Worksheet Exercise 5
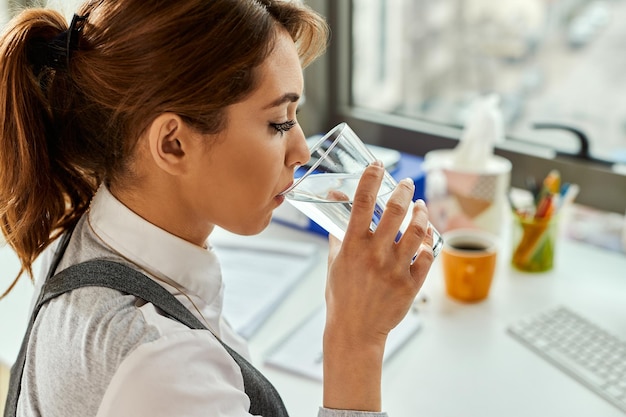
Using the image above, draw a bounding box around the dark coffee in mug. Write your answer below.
[441,229,498,302]
[449,242,488,251]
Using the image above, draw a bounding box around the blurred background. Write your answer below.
[350,0,626,164]
[2,0,624,213]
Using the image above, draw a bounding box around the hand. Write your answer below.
[322,161,434,411]
[326,161,434,346]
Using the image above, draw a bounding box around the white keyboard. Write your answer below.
[508,306,626,413]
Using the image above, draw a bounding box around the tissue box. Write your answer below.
[272,151,426,236]
[423,149,511,236]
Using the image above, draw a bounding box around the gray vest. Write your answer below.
[4,232,289,417]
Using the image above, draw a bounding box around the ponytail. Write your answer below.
[0,9,97,298]
[0,0,328,298]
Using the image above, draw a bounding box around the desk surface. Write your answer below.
[237,223,626,417]
[1,222,625,417]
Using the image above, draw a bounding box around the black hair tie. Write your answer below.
[28,13,89,74]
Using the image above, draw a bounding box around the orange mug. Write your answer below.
[441,229,498,302]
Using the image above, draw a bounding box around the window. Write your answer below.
[302,0,626,214]
[1,1,12,25]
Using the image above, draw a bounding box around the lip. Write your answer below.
[278,181,294,196]
[275,193,286,205]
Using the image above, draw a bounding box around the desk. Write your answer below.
[1,223,625,417]
[241,223,626,417]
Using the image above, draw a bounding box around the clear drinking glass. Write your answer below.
[281,122,444,258]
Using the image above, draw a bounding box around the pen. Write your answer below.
[535,194,553,219]
[559,183,580,211]
[534,170,560,219]
[543,169,561,194]
[526,176,540,204]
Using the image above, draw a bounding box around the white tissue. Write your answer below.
[452,94,504,170]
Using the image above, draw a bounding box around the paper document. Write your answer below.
[265,306,422,381]
[213,237,320,339]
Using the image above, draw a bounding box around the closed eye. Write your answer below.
[270,119,297,135]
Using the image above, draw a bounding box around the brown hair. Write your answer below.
[0,0,328,297]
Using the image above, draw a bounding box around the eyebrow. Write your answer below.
[263,93,301,109]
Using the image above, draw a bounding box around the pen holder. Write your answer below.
[511,214,559,272]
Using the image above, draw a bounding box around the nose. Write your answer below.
[286,124,310,168]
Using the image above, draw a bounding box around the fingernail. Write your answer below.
[416,199,426,207]
[369,160,383,168]
[401,177,414,187]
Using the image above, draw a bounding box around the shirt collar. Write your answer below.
[87,185,223,305]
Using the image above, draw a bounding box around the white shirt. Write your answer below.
[21,185,385,417]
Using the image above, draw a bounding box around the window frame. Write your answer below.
[302,0,626,214]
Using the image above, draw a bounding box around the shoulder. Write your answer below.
[20,285,164,416]
[32,285,162,374]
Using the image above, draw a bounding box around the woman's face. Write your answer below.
[185,30,309,236]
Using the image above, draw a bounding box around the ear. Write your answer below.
[146,113,194,176]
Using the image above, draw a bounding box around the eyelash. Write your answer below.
[270,119,297,135]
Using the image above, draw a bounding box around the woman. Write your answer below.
[0,1,435,416]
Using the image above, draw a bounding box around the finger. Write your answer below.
[396,199,430,260]
[372,177,415,243]
[344,161,384,239]
[410,238,435,288]
[327,190,350,202]
[420,221,436,255]
[409,219,435,284]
